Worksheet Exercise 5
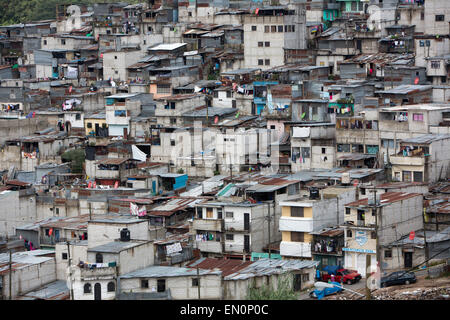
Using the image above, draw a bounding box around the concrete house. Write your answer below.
[192,201,272,259]
[378,104,450,158]
[425,54,450,86]
[342,192,424,276]
[290,123,336,171]
[154,94,205,126]
[389,134,450,183]
[279,187,356,260]
[102,48,143,82]
[0,249,56,299]
[243,6,307,70]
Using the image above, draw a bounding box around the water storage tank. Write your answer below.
[120,228,130,242]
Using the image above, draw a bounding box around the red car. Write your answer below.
[321,268,362,285]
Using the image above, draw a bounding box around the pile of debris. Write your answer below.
[373,287,450,300]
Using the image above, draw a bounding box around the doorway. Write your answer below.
[94,283,101,300]
[404,252,413,268]
[293,274,302,291]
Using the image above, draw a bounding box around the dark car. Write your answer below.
[380,271,417,288]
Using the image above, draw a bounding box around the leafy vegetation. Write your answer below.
[246,273,299,300]
[61,148,85,174]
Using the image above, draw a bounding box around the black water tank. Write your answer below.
[310,187,320,200]
[120,228,130,242]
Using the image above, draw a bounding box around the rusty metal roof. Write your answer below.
[96,157,131,165]
[345,192,422,207]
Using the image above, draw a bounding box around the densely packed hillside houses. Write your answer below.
[0,0,449,301]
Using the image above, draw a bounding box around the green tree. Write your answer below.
[61,148,85,174]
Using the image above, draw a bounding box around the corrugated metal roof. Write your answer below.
[400,134,450,145]
[120,265,221,279]
[18,280,69,300]
[96,157,131,165]
[345,192,422,207]
[148,43,187,51]
[88,240,149,253]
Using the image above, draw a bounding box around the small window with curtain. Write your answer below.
[413,113,423,121]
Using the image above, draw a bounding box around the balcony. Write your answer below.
[80,266,116,281]
[279,217,313,233]
[193,219,224,232]
[389,155,426,166]
[280,241,312,258]
[196,240,224,254]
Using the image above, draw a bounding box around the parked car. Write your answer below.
[309,281,343,300]
[380,271,417,288]
[321,266,362,285]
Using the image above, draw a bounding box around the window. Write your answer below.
[87,122,92,128]
[258,42,263,47]
[192,278,199,287]
[278,25,283,32]
[45,229,50,236]
[292,25,295,32]
[226,234,234,240]
[84,283,92,293]
[62,253,68,260]
[270,125,276,129]
[347,230,352,238]
[322,148,326,154]
[403,171,412,182]
[206,208,213,218]
[75,114,81,120]
[271,25,276,33]
[188,12,192,17]
[413,113,424,121]
[107,282,115,292]
[95,253,103,263]
[226,91,232,98]
[413,171,423,182]
[226,212,234,218]
[252,25,257,31]
[258,59,264,66]
[337,144,350,152]
[157,84,171,94]
[157,279,166,292]
[265,42,270,47]
[291,232,304,242]
[435,15,445,22]
[302,274,310,282]
[291,206,304,217]
[170,140,175,146]
[421,12,424,20]
[114,56,117,60]
[141,279,149,288]
[170,118,177,125]
[114,110,126,117]
[345,208,351,215]
[384,250,392,258]
[430,61,440,69]
[43,40,47,45]
[264,26,269,33]
[371,231,376,239]
[301,147,310,158]
[115,70,118,74]
[265,59,270,66]
[61,39,66,45]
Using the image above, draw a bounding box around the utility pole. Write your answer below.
[365,254,372,300]
[196,266,201,300]
[66,241,74,300]
[422,207,430,277]
[266,202,271,259]
[9,250,12,300]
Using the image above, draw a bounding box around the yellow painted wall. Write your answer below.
[84,118,107,136]
[281,206,313,218]
[282,231,291,241]
[304,207,313,218]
